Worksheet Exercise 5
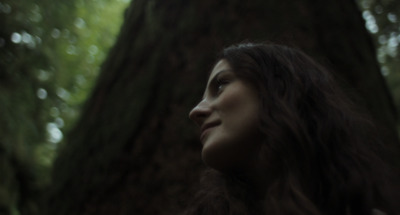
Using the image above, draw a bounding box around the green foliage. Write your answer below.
[0,0,129,214]
[356,0,400,134]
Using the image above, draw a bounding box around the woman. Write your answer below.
[186,43,398,215]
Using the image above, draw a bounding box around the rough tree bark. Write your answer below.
[47,0,399,214]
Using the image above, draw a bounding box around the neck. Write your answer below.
[224,160,272,200]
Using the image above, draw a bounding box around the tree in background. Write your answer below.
[47,0,399,215]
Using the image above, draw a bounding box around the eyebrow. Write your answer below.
[209,69,232,84]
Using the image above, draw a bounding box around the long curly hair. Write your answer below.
[184,43,398,215]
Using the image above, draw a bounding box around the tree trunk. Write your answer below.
[47,0,399,214]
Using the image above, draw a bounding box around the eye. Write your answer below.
[216,78,229,94]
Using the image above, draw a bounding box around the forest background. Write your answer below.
[0,0,399,214]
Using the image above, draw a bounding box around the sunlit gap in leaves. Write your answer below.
[357,0,400,136]
[31,0,130,165]
[358,0,399,71]
[10,31,40,48]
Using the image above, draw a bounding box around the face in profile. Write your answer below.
[189,59,263,172]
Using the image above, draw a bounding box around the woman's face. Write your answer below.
[189,59,263,171]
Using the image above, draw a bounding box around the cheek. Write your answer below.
[220,94,260,131]
[218,89,252,117]
[204,102,261,170]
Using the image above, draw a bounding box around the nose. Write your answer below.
[189,99,211,126]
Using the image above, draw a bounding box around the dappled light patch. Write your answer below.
[357,0,400,133]
[1,0,130,214]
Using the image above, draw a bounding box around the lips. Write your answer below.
[200,121,220,141]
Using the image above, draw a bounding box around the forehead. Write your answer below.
[207,60,231,84]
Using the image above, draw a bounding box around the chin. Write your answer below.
[201,142,225,170]
[201,136,262,174]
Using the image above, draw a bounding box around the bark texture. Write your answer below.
[48,0,399,214]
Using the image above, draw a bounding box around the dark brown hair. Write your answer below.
[184,43,398,215]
